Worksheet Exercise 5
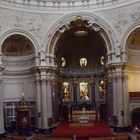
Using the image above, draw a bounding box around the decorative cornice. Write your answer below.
[0,0,139,13]
[58,16,101,36]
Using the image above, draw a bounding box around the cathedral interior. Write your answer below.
[0,0,140,139]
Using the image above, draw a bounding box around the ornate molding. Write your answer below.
[106,62,125,71]
[1,0,134,12]
[35,66,59,77]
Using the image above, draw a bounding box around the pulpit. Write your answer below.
[16,95,31,136]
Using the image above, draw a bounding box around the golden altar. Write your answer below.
[71,107,96,122]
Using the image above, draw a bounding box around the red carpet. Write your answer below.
[50,121,113,138]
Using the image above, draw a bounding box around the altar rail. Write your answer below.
[0,0,136,11]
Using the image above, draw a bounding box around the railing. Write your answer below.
[0,0,135,11]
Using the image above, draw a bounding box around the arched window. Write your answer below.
[80,58,87,67]
[61,57,66,67]
[100,56,105,65]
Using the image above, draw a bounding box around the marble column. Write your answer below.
[51,80,59,124]
[122,70,130,127]
[40,71,48,129]
[0,101,5,135]
[106,70,113,117]
[116,68,123,127]
[36,73,42,129]
[112,68,117,117]
[46,78,52,118]
[0,78,5,135]
[113,64,124,127]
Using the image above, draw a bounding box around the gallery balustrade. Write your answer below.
[0,0,135,11]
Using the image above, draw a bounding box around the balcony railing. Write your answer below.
[0,0,135,11]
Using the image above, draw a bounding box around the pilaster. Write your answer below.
[108,62,130,131]
[0,80,5,135]
[36,72,42,129]
[109,62,130,131]
[40,69,48,129]
[35,66,58,130]
[122,69,131,127]
[46,77,53,118]
[0,66,5,135]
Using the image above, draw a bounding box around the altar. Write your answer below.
[71,107,96,122]
[79,116,89,123]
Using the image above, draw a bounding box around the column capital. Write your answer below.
[35,66,58,74]
[106,62,125,71]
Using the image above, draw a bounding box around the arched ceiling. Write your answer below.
[57,27,106,57]
[56,18,106,59]
[56,16,106,57]
[56,19,107,76]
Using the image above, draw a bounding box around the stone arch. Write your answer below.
[121,23,140,66]
[0,29,39,56]
[121,23,140,52]
[43,12,117,58]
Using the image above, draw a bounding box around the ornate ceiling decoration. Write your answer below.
[58,16,101,35]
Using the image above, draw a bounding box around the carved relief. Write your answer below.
[103,4,140,38]
[0,8,63,45]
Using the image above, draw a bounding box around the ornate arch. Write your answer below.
[0,29,40,56]
[43,12,117,57]
[121,22,140,52]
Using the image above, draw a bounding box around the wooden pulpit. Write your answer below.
[16,96,31,136]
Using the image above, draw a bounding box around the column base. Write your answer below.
[113,126,132,132]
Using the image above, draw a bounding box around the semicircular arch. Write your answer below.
[0,29,40,56]
[43,12,118,57]
[121,23,140,52]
